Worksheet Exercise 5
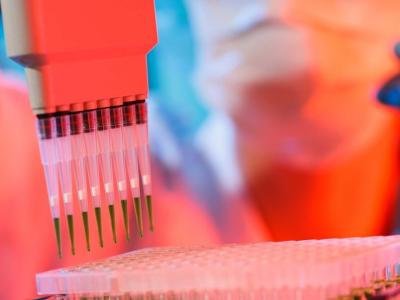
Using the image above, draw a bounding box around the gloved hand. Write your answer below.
[378,43,400,107]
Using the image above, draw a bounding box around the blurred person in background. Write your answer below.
[166,0,400,240]
[1,0,400,299]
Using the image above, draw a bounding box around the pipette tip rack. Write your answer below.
[35,236,400,300]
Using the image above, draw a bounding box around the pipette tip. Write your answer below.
[145,195,154,232]
[53,217,62,258]
[95,207,104,248]
[134,197,144,237]
[108,204,117,243]
[82,211,91,252]
[67,214,75,255]
[38,102,155,255]
[121,199,130,240]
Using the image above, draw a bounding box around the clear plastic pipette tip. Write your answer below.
[82,211,90,251]
[55,114,76,255]
[95,206,104,248]
[35,99,154,256]
[37,116,63,257]
[134,197,144,237]
[135,101,154,231]
[53,217,62,258]
[121,199,130,240]
[97,107,117,243]
[82,110,104,248]
[110,105,130,240]
[122,102,147,236]
[70,112,91,251]
[146,195,154,232]
[108,204,117,243]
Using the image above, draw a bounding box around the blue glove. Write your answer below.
[377,43,400,107]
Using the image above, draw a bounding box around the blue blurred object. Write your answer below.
[0,17,24,75]
[378,75,400,107]
[395,43,400,59]
[377,43,400,108]
[147,1,244,235]
[148,0,219,201]
[148,0,209,140]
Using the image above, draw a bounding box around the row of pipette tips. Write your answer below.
[37,100,153,257]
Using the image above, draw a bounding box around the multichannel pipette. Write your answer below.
[1,0,158,256]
